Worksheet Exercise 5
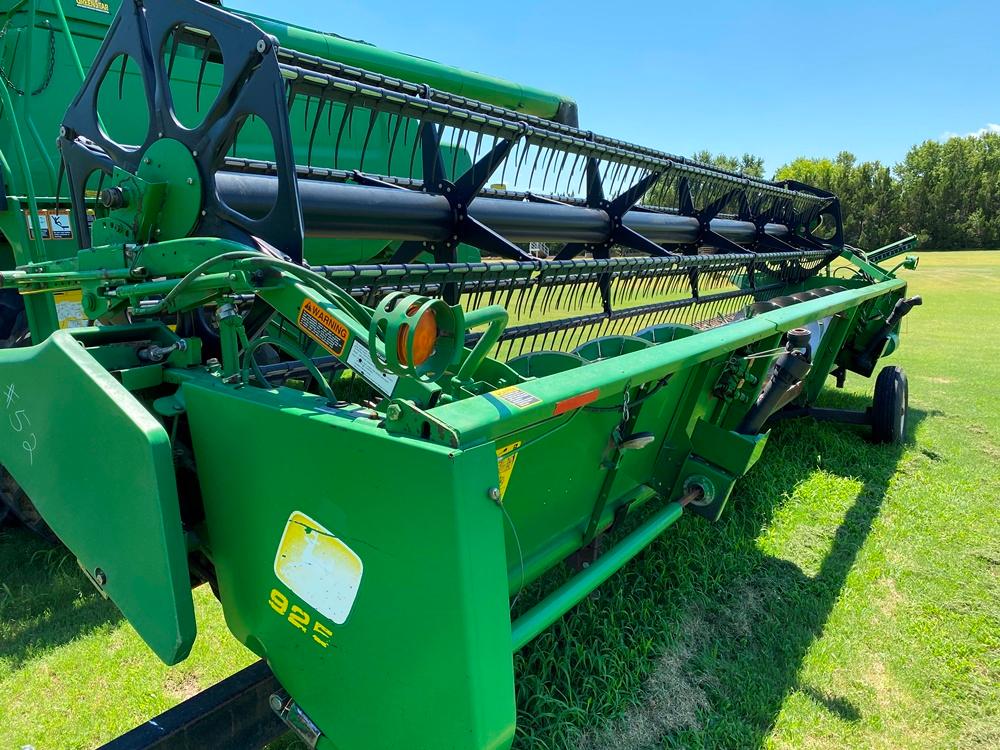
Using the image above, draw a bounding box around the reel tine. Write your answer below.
[358,107,378,173]
[552,266,576,314]
[564,151,583,197]
[539,145,558,194]
[333,101,355,170]
[526,142,542,190]
[307,97,326,168]
[451,126,469,181]
[553,149,571,196]
[505,268,522,313]
[166,30,180,80]
[526,265,548,317]
[386,110,404,173]
[513,140,530,186]
[471,130,484,171]
[117,54,128,100]
[408,120,425,179]
[516,334,529,358]
[471,271,489,311]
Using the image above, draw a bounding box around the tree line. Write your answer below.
[692,131,1000,250]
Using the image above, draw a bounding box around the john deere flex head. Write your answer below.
[0,1,921,747]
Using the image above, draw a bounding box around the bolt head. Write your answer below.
[257,39,268,54]
[487,487,501,502]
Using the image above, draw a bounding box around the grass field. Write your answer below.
[1,251,998,749]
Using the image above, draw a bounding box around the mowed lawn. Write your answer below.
[1,251,998,749]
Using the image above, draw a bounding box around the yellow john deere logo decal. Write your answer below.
[76,0,110,13]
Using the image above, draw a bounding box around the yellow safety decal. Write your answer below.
[54,290,88,330]
[491,386,542,409]
[274,510,363,626]
[496,441,521,499]
[298,299,349,357]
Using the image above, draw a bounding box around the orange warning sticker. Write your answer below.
[298,299,349,357]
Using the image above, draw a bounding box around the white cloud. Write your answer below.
[940,123,1000,140]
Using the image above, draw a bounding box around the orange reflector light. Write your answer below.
[397,307,438,366]
[552,388,599,415]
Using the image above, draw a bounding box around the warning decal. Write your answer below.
[491,386,542,409]
[298,300,349,357]
[24,210,51,240]
[496,441,521,499]
[54,290,88,329]
[49,211,73,240]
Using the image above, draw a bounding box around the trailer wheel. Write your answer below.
[871,365,908,444]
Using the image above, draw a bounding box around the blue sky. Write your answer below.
[232,0,999,176]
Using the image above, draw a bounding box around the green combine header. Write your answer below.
[0,1,921,747]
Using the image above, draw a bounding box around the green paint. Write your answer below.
[0,327,194,664]
[0,2,921,747]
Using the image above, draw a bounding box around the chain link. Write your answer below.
[0,19,56,97]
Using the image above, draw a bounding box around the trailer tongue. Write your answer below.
[0,1,920,748]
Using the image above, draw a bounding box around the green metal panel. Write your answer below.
[240,10,571,120]
[0,329,195,664]
[424,279,906,448]
[178,373,516,750]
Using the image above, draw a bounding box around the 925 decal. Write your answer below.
[269,588,334,648]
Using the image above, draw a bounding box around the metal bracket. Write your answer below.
[269,691,322,749]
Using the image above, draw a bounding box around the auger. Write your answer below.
[0,1,921,747]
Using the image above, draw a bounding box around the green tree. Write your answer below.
[774,152,902,249]
[896,133,1000,248]
[691,150,765,178]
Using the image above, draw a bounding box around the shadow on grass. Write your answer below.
[0,526,122,668]
[514,392,930,750]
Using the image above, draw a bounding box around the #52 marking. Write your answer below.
[3,383,38,466]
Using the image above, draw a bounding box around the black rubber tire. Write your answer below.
[0,468,56,541]
[871,365,908,444]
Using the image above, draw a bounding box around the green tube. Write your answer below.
[0,77,44,263]
[457,304,507,381]
[510,501,684,651]
[237,10,574,121]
